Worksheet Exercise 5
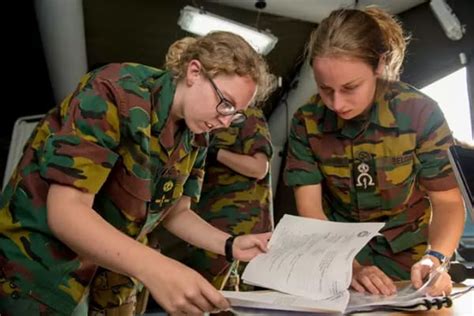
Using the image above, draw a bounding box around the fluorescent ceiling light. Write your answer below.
[178,5,278,55]
[430,0,464,40]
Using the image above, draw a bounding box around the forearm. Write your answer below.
[163,198,230,255]
[216,149,268,179]
[428,188,466,257]
[298,207,328,220]
[294,184,327,220]
[47,185,160,281]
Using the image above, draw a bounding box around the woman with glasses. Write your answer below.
[284,8,465,297]
[0,31,275,315]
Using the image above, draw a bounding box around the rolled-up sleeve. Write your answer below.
[284,109,323,186]
[415,101,457,191]
[241,108,273,159]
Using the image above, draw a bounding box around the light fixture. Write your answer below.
[430,0,465,41]
[178,5,278,55]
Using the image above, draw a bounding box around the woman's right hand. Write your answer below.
[142,253,229,315]
[351,261,397,296]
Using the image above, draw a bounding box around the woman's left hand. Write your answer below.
[233,232,272,262]
[411,256,452,296]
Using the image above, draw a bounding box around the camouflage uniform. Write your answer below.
[285,81,457,280]
[0,63,207,315]
[186,107,273,289]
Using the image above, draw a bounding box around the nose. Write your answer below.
[217,115,233,128]
[331,92,345,112]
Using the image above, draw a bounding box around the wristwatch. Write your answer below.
[225,236,235,262]
[424,249,450,268]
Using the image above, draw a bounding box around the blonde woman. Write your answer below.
[0,32,275,315]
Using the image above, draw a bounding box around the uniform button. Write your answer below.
[9,281,17,289]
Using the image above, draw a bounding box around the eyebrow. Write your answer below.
[220,87,237,106]
[320,78,363,88]
[342,79,362,87]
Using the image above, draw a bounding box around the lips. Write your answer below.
[337,110,351,116]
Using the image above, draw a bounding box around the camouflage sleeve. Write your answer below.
[284,108,323,186]
[38,68,121,194]
[240,107,273,159]
[415,100,457,191]
[183,146,206,202]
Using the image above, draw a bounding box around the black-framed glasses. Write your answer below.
[207,76,247,124]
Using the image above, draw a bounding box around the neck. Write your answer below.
[170,81,185,125]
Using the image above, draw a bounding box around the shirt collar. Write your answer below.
[150,71,208,154]
[369,82,398,129]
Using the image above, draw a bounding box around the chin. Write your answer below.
[183,117,200,134]
[190,123,206,134]
[189,126,203,134]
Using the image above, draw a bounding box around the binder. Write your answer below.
[346,295,453,313]
[348,285,473,313]
[228,286,474,314]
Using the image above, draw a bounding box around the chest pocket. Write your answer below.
[319,157,352,203]
[376,153,416,210]
[100,162,151,222]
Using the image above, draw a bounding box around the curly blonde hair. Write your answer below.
[165,31,276,105]
[307,7,410,81]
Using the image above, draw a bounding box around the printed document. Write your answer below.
[242,214,384,300]
[222,215,447,313]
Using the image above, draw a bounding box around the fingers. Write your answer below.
[259,232,272,250]
[261,231,272,241]
[186,292,214,313]
[353,265,396,296]
[370,274,397,296]
[170,301,203,316]
[255,233,271,252]
[167,292,213,315]
[426,271,452,296]
[150,260,230,315]
[169,281,229,315]
[411,258,433,289]
[200,280,230,311]
[410,264,425,289]
[351,278,366,293]
[238,232,271,250]
[359,275,382,295]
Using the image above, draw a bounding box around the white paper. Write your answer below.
[242,215,384,300]
[346,272,443,312]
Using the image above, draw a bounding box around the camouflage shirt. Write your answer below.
[285,81,457,256]
[0,63,207,314]
[197,107,273,235]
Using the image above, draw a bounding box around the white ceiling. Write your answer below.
[209,0,427,23]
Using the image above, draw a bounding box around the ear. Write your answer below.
[185,59,202,86]
[375,54,386,77]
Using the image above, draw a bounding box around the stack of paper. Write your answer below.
[222,215,447,314]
